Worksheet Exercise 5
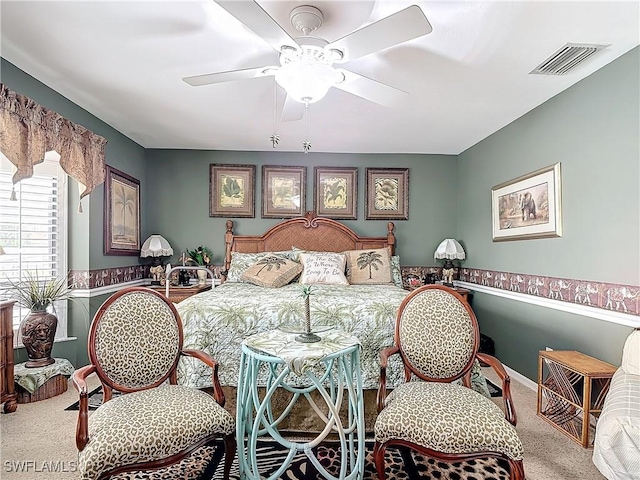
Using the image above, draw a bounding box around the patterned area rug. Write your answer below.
[487,379,503,397]
[113,439,511,480]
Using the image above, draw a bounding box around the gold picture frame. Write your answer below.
[365,168,409,220]
[262,165,306,218]
[491,162,562,241]
[209,164,256,218]
[104,165,141,256]
[314,167,357,219]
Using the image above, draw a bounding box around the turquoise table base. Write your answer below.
[237,332,365,480]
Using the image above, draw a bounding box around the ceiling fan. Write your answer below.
[183,1,433,121]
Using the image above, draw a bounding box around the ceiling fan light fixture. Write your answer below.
[275,44,340,104]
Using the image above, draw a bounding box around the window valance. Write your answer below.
[0,83,107,202]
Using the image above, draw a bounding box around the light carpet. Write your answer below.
[0,369,605,479]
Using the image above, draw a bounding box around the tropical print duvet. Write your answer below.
[176,282,409,389]
[176,282,490,397]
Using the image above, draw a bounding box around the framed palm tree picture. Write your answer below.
[365,168,409,220]
[104,165,141,255]
[314,167,357,219]
[262,165,306,218]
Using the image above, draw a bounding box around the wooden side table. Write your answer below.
[537,350,616,447]
[149,284,211,303]
[14,358,75,403]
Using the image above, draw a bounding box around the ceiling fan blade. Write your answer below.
[280,94,305,122]
[216,0,298,53]
[327,5,432,62]
[334,69,408,107]
[183,66,275,86]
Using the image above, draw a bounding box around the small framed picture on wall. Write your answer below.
[262,165,306,218]
[365,168,409,220]
[314,167,357,219]
[209,164,256,218]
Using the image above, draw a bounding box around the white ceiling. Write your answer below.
[1,1,638,155]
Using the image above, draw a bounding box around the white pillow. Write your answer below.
[621,329,640,375]
[299,252,349,285]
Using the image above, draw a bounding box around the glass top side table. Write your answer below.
[237,329,365,480]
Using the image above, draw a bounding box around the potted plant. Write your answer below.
[5,271,80,368]
[185,246,212,285]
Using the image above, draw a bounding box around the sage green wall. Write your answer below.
[144,150,458,267]
[457,48,639,379]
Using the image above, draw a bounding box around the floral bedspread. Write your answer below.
[176,282,409,390]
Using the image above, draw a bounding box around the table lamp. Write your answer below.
[434,239,465,287]
[140,234,173,285]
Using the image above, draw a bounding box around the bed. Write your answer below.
[176,212,489,396]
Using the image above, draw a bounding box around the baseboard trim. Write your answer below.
[456,281,640,328]
[503,364,538,392]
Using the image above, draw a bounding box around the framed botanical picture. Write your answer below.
[365,168,409,220]
[314,167,357,219]
[491,162,562,241]
[209,164,256,218]
[104,165,141,255]
[262,165,306,218]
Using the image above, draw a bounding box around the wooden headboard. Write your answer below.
[223,212,396,279]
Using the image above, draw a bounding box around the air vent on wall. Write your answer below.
[530,43,608,75]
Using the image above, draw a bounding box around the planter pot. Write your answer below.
[197,269,208,285]
[20,311,57,368]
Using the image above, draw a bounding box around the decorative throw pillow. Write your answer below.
[226,251,298,282]
[241,255,303,288]
[343,248,393,285]
[390,255,404,289]
[299,252,349,285]
[622,329,640,375]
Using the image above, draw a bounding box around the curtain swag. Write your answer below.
[0,83,107,209]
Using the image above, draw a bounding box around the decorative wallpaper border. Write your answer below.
[458,268,639,317]
[69,264,638,318]
[68,265,224,290]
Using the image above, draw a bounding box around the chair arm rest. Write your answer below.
[72,365,97,451]
[181,349,225,407]
[476,352,517,426]
[377,346,400,413]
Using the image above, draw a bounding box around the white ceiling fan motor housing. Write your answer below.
[290,5,323,36]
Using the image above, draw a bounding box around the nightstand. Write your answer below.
[149,284,211,303]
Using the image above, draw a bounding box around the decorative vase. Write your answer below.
[197,269,208,285]
[296,294,321,343]
[20,310,57,368]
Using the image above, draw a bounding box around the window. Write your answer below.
[0,152,69,339]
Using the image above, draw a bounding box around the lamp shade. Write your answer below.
[434,239,466,261]
[140,235,173,257]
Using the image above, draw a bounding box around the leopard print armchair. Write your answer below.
[72,287,236,480]
[374,285,525,480]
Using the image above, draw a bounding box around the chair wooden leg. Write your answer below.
[509,459,526,480]
[222,435,236,480]
[373,441,387,480]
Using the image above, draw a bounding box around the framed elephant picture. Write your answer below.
[491,162,562,241]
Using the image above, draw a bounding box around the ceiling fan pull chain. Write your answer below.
[302,100,311,154]
[270,80,280,148]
